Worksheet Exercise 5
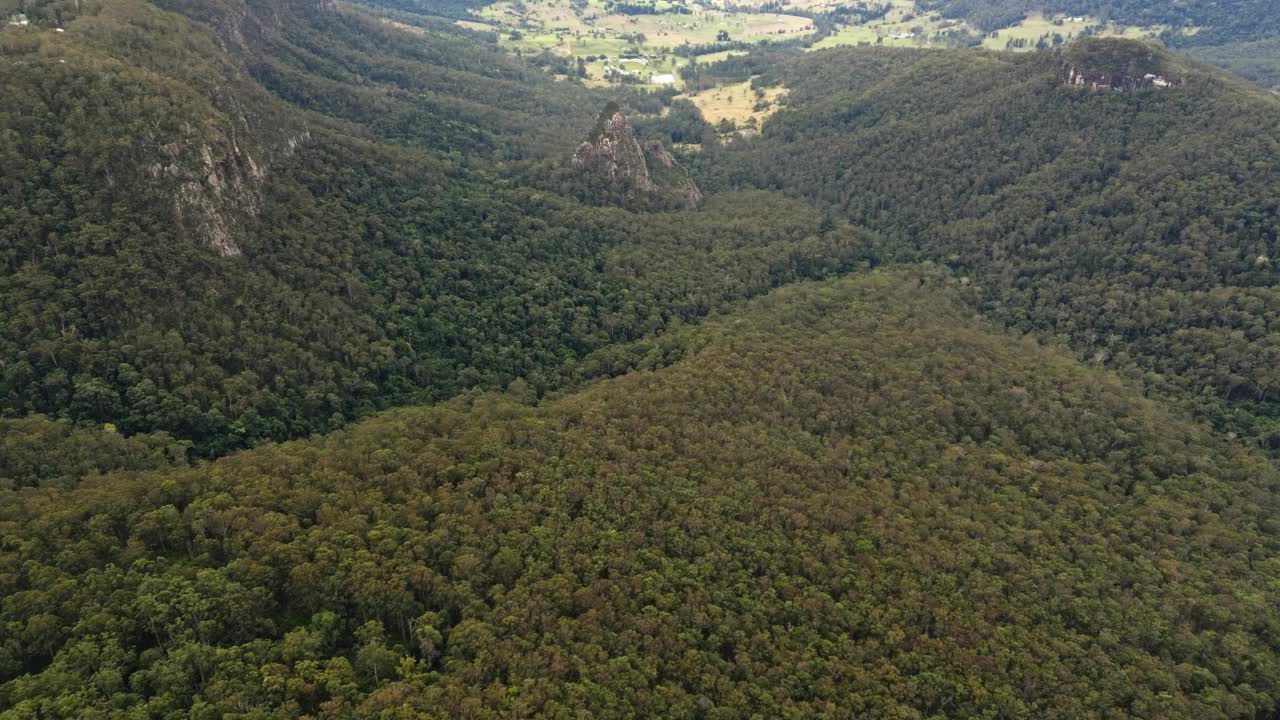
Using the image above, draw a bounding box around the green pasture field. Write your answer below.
[980,13,1166,50]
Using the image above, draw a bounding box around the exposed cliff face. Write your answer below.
[573,103,703,209]
[573,103,656,191]
[124,0,322,255]
[1057,38,1185,92]
[149,129,309,257]
[643,139,704,209]
[1060,63,1184,91]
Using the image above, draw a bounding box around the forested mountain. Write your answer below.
[700,40,1280,451]
[6,0,1278,461]
[4,271,1279,718]
[6,0,1280,716]
[1184,38,1280,91]
[1,0,866,459]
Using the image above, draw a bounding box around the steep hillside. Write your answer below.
[0,0,861,459]
[6,9,1280,717]
[1185,38,1280,92]
[572,102,704,209]
[3,271,1278,718]
[1,0,304,258]
[701,39,1280,450]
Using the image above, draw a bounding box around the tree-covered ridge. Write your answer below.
[1185,38,1280,91]
[237,0,603,157]
[700,41,1280,451]
[0,416,189,490]
[0,0,853,460]
[5,9,1280,717]
[2,271,1278,718]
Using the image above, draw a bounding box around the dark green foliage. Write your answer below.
[586,101,624,142]
[1059,36,1174,79]
[0,0,866,459]
[680,47,799,90]
[0,0,80,25]
[632,98,714,145]
[3,272,1278,718]
[700,42,1280,450]
[5,4,1280,717]
[0,416,189,489]
[1187,38,1280,90]
[245,3,602,158]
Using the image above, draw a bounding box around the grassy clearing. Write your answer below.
[582,52,686,86]
[460,0,1170,91]
[980,13,1165,50]
[472,0,814,56]
[381,18,427,35]
[454,19,496,32]
[808,7,1166,53]
[724,0,846,10]
[468,0,816,89]
[679,79,786,127]
[809,24,881,49]
[694,49,749,64]
[593,9,813,46]
[810,5,971,50]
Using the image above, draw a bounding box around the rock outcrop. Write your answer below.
[131,0,318,256]
[150,129,309,257]
[1057,38,1185,93]
[1060,63,1183,92]
[643,139,704,209]
[573,102,702,209]
[573,102,656,191]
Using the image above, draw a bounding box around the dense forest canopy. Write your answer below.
[5,0,1280,717]
[1,0,866,459]
[698,40,1280,452]
[1184,38,1280,90]
[5,0,1277,462]
[3,272,1279,718]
